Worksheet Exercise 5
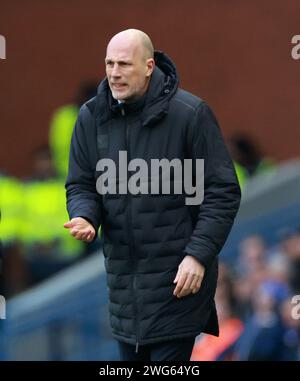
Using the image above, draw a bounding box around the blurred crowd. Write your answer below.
[0,82,99,297]
[192,232,300,360]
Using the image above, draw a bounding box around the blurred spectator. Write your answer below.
[229,231,300,361]
[191,263,244,361]
[0,173,23,245]
[266,248,290,285]
[227,134,276,188]
[237,235,267,277]
[234,235,269,318]
[20,146,84,286]
[279,228,300,294]
[27,145,57,181]
[0,172,28,296]
[233,281,290,361]
[49,81,97,180]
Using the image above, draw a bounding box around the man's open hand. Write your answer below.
[64,217,95,243]
[173,255,205,298]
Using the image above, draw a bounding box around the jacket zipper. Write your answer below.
[122,107,140,353]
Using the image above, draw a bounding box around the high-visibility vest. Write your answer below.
[49,105,79,179]
[233,161,248,189]
[21,179,83,258]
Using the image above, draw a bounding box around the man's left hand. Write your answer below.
[173,255,205,298]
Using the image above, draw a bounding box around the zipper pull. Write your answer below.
[135,341,139,354]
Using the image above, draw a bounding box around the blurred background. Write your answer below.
[1,0,300,360]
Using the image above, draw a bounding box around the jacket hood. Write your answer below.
[95,51,179,127]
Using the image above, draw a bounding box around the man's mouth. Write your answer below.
[112,83,126,89]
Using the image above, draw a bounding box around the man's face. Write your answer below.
[105,41,152,102]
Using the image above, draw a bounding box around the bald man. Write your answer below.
[65,29,241,361]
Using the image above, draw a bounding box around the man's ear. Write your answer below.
[146,58,155,77]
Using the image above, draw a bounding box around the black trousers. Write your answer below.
[117,337,195,361]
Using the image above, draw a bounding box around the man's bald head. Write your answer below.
[105,29,155,102]
[107,29,154,61]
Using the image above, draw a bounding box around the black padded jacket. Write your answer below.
[66,51,241,349]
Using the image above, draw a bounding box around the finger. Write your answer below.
[71,229,86,240]
[173,273,185,296]
[177,274,196,298]
[85,235,92,243]
[64,221,74,228]
[173,266,181,284]
[178,274,196,297]
[192,278,203,294]
[80,230,91,241]
[83,230,95,242]
[190,275,201,294]
[86,232,95,242]
[71,226,87,235]
[74,231,84,240]
[173,272,188,296]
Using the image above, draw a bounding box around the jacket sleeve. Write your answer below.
[183,102,241,269]
[65,105,102,233]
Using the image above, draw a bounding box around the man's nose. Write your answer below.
[111,64,121,78]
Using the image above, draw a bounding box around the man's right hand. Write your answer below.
[64,217,96,243]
